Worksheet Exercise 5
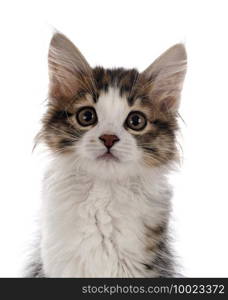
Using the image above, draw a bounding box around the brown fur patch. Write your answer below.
[40,94,96,152]
[144,223,167,252]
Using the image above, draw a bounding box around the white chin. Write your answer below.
[79,155,137,181]
[97,153,119,163]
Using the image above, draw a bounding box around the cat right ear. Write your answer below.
[48,33,94,102]
[141,44,187,112]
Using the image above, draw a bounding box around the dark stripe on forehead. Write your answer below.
[92,67,107,91]
[92,67,140,102]
[119,69,139,98]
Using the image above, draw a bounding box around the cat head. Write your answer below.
[40,33,187,179]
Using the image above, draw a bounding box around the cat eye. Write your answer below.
[125,111,147,131]
[76,107,97,126]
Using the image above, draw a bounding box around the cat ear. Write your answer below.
[48,33,94,102]
[141,44,187,112]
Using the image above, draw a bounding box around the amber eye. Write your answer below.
[126,111,147,131]
[76,107,97,126]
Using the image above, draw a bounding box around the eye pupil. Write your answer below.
[83,111,93,121]
[131,115,141,126]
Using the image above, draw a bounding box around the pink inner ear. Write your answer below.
[160,96,177,112]
[50,72,79,100]
[48,33,94,103]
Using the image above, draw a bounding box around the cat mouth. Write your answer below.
[97,151,119,161]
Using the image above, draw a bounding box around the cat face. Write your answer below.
[40,33,187,177]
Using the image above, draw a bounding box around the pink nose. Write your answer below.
[99,134,120,149]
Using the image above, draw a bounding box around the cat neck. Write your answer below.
[41,153,172,277]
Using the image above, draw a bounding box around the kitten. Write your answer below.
[26,33,187,277]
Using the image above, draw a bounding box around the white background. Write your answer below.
[0,0,228,277]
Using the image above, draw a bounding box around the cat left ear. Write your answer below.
[141,44,187,112]
[48,33,94,102]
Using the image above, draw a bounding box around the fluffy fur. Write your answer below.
[26,33,187,277]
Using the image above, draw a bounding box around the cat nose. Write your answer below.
[99,134,120,149]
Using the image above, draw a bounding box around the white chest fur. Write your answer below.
[41,156,171,277]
